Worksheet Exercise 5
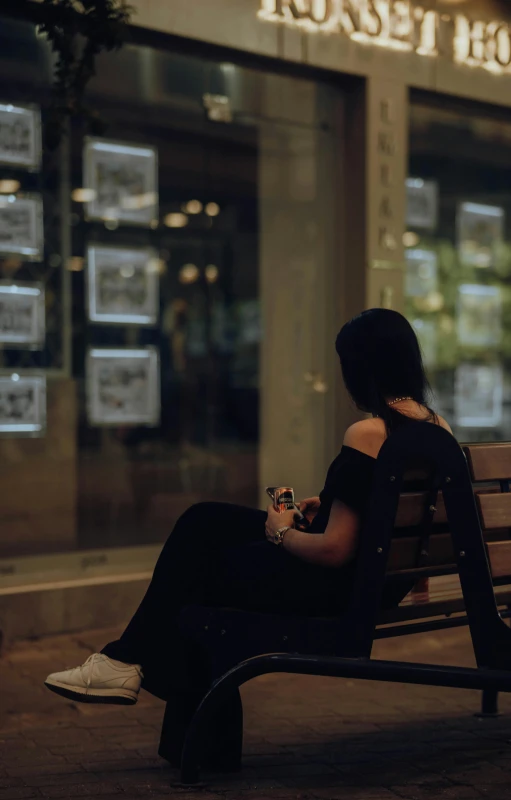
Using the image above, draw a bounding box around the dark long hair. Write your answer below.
[335,309,436,433]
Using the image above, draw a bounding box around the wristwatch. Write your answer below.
[274,526,291,546]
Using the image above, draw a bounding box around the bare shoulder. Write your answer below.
[436,414,453,434]
[343,418,386,459]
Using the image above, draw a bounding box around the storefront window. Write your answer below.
[0,17,342,561]
[406,98,511,442]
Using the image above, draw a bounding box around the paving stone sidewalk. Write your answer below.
[2,625,511,800]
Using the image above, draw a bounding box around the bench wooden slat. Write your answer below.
[387,533,454,572]
[464,444,511,481]
[487,541,511,580]
[387,535,511,581]
[395,492,447,527]
[476,492,511,531]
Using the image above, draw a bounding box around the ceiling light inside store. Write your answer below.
[120,264,135,279]
[423,291,444,312]
[403,231,420,247]
[146,258,166,275]
[104,219,119,230]
[184,200,203,215]
[205,264,219,283]
[122,192,156,210]
[67,257,84,272]
[0,180,20,194]
[205,202,220,217]
[71,188,96,203]
[164,212,188,228]
[179,263,200,284]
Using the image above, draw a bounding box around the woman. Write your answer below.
[45,308,452,705]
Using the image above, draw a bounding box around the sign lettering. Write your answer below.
[258,0,511,75]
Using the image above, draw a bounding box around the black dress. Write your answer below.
[102,442,412,698]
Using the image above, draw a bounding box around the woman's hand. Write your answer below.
[265,504,296,544]
[299,496,321,523]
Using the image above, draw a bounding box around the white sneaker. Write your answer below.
[45,653,143,705]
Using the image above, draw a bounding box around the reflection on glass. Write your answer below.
[406,177,438,230]
[412,318,436,367]
[0,22,340,559]
[405,249,438,298]
[86,348,160,426]
[457,202,504,269]
[87,245,159,325]
[407,101,511,442]
[457,284,502,347]
[455,364,503,429]
[0,374,46,435]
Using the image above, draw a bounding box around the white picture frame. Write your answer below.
[84,138,158,226]
[87,347,160,426]
[0,102,42,170]
[405,249,438,298]
[455,364,503,429]
[0,282,45,347]
[0,374,46,436]
[87,245,159,325]
[406,178,438,231]
[457,202,504,268]
[0,194,44,260]
[457,284,502,348]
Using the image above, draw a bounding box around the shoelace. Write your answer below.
[83,653,98,695]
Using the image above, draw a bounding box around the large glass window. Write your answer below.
[0,16,342,561]
[406,97,511,442]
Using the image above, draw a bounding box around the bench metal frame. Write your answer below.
[160,423,511,783]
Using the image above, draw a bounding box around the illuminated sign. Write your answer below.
[258,1,511,75]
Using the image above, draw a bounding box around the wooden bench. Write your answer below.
[157,423,511,784]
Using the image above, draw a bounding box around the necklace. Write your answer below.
[388,396,413,406]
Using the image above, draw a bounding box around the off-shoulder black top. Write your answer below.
[308,443,415,608]
[310,445,377,534]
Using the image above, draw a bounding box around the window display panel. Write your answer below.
[406,100,511,442]
[0,102,41,170]
[0,16,342,560]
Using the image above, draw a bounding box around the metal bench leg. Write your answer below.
[161,686,242,777]
[477,689,499,718]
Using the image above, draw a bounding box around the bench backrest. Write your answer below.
[341,422,511,671]
[386,444,511,581]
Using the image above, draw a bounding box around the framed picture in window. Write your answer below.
[0,102,42,170]
[0,374,46,436]
[405,249,438,298]
[457,202,504,268]
[87,245,159,325]
[457,284,502,347]
[455,364,503,429]
[406,178,438,230]
[86,347,160,426]
[84,138,158,226]
[0,194,44,260]
[0,282,45,347]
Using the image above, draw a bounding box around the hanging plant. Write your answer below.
[36,0,133,149]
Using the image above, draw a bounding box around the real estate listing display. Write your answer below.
[86,347,160,426]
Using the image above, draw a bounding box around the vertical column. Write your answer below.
[258,78,339,507]
[366,78,408,312]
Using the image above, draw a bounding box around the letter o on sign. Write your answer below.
[495,24,511,67]
[309,0,332,23]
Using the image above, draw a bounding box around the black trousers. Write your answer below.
[102,502,343,700]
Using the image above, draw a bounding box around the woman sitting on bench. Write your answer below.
[45,308,453,706]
